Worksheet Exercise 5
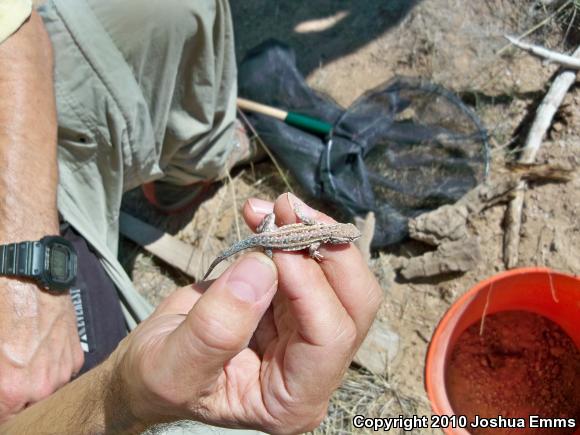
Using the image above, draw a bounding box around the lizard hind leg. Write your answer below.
[309,242,324,261]
[293,204,317,226]
[257,212,278,233]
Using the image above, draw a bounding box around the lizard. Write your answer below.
[202,207,361,280]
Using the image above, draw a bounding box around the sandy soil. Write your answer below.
[121,1,580,433]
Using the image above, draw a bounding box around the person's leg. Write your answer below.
[39,0,157,328]
[85,0,240,186]
[40,2,264,431]
[87,0,250,214]
[61,223,127,374]
[38,0,242,326]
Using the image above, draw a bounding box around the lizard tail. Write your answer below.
[202,259,221,281]
[202,257,222,281]
[202,239,258,280]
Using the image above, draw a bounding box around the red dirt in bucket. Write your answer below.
[446,311,580,435]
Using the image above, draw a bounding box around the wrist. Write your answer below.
[0,277,44,316]
[0,225,60,246]
[0,278,72,327]
[0,234,77,295]
[102,343,159,434]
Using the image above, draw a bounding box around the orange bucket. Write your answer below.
[425,267,580,435]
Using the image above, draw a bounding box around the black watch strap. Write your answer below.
[0,241,42,279]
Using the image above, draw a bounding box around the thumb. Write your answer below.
[170,253,277,375]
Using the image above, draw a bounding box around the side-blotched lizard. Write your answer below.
[203,207,361,280]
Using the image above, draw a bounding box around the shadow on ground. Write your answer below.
[230,0,421,75]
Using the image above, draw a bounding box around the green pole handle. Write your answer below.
[237,98,333,136]
[285,112,333,136]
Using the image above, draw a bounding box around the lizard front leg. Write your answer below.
[308,242,324,261]
[257,212,278,233]
[257,213,276,259]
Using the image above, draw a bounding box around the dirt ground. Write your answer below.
[121,1,580,434]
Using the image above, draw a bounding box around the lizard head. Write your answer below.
[328,223,361,244]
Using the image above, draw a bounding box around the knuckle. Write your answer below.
[59,371,71,387]
[334,316,358,347]
[344,323,359,346]
[0,382,27,412]
[73,347,85,372]
[36,380,56,400]
[59,362,75,385]
[367,280,384,312]
[192,312,246,353]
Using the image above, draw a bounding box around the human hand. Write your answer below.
[115,193,383,434]
[0,278,84,421]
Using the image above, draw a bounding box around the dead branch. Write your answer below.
[398,165,574,280]
[508,162,574,182]
[119,212,204,281]
[354,319,399,374]
[503,45,580,268]
[505,35,580,69]
[398,238,482,280]
[354,212,376,264]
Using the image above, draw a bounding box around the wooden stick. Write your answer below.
[503,45,580,268]
[119,212,203,281]
[237,98,287,120]
[236,108,295,193]
[354,318,399,374]
[505,35,580,69]
[354,212,375,264]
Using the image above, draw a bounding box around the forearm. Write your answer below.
[0,11,83,419]
[0,11,59,243]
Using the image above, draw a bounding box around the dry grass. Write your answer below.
[558,0,580,43]
[521,0,580,46]
[314,369,426,435]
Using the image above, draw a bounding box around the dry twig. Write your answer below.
[503,45,580,268]
[225,169,242,241]
[354,212,375,264]
[505,35,580,69]
[496,0,573,56]
[397,165,574,279]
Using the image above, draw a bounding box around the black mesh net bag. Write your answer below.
[238,41,489,248]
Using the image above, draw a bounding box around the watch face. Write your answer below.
[50,244,70,282]
[41,237,77,291]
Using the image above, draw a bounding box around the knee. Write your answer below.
[147,0,221,32]
[167,0,218,17]
[97,0,224,41]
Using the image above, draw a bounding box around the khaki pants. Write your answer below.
[39,1,263,434]
[39,0,238,325]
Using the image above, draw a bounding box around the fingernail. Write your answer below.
[287,192,317,218]
[227,254,277,303]
[248,198,274,215]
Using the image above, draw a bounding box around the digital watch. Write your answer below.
[0,236,77,292]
